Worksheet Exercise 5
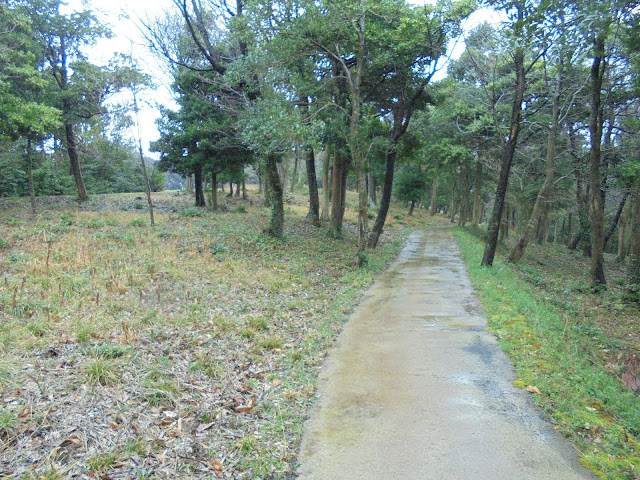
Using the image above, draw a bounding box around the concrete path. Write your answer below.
[297,228,597,480]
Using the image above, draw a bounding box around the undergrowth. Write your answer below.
[453,226,640,480]
[0,190,433,478]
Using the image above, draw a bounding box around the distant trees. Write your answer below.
[0,1,157,202]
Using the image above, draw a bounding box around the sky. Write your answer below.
[64,0,497,158]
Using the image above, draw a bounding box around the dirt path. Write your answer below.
[297,228,597,480]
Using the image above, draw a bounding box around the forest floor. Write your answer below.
[0,188,437,479]
[453,226,640,480]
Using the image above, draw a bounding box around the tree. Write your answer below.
[394,164,428,215]
[19,0,115,201]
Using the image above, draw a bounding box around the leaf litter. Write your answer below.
[0,190,435,479]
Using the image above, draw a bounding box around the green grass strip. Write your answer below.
[452,226,640,480]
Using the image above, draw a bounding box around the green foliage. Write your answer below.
[394,164,428,203]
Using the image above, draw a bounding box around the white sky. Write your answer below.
[63,0,496,158]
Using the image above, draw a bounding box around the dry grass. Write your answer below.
[0,187,436,479]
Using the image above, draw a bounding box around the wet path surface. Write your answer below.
[297,228,597,480]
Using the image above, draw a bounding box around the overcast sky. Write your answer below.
[63,0,496,158]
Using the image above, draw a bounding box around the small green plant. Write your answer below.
[0,407,16,437]
[91,343,128,359]
[86,218,106,229]
[26,321,48,337]
[235,435,257,454]
[129,218,147,227]
[88,452,119,476]
[0,237,9,248]
[189,354,224,379]
[60,213,74,226]
[125,439,149,456]
[84,359,120,385]
[259,335,283,351]
[75,326,95,343]
[209,243,228,255]
[8,252,27,263]
[179,207,204,217]
[247,315,268,332]
[132,199,145,210]
[236,205,247,214]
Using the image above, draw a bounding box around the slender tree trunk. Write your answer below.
[306,145,320,226]
[566,213,573,247]
[368,147,396,248]
[508,66,561,262]
[210,172,218,210]
[227,182,233,197]
[27,137,36,215]
[265,153,284,238]
[321,147,331,221]
[408,200,415,216]
[618,201,629,261]
[482,43,525,266]
[628,180,640,296]
[430,174,438,216]
[242,181,247,199]
[472,158,483,226]
[64,123,88,201]
[290,155,298,193]
[367,157,376,207]
[194,164,206,207]
[603,192,628,251]
[348,10,368,257]
[330,146,347,237]
[133,91,155,226]
[536,204,550,244]
[589,34,607,286]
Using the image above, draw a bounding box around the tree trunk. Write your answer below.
[618,200,630,261]
[566,213,573,247]
[27,137,36,215]
[194,164,206,207]
[472,158,483,226]
[481,43,525,267]
[430,174,438,216]
[348,10,368,257]
[603,192,628,251]
[290,155,298,193]
[628,179,640,296]
[408,200,415,216]
[235,182,241,197]
[507,65,560,262]
[588,34,607,287]
[242,181,247,199]
[321,147,331,221]
[330,146,347,237]
[265,153,284,238]
[305,145,320,226]
[227,182,234,197]
[367,157,376,207]
[536,204,550,244]
[64,123,88,201]
[368,147,396,248]
[210,172,218,210]
[499,203,509,242]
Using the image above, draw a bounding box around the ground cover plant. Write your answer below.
[453,226,640,480]
[0,189,437,479]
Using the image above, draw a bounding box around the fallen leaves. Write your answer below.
[525,386,542,394]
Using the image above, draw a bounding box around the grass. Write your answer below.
[0,189,436,478]
[453,226,640,480]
